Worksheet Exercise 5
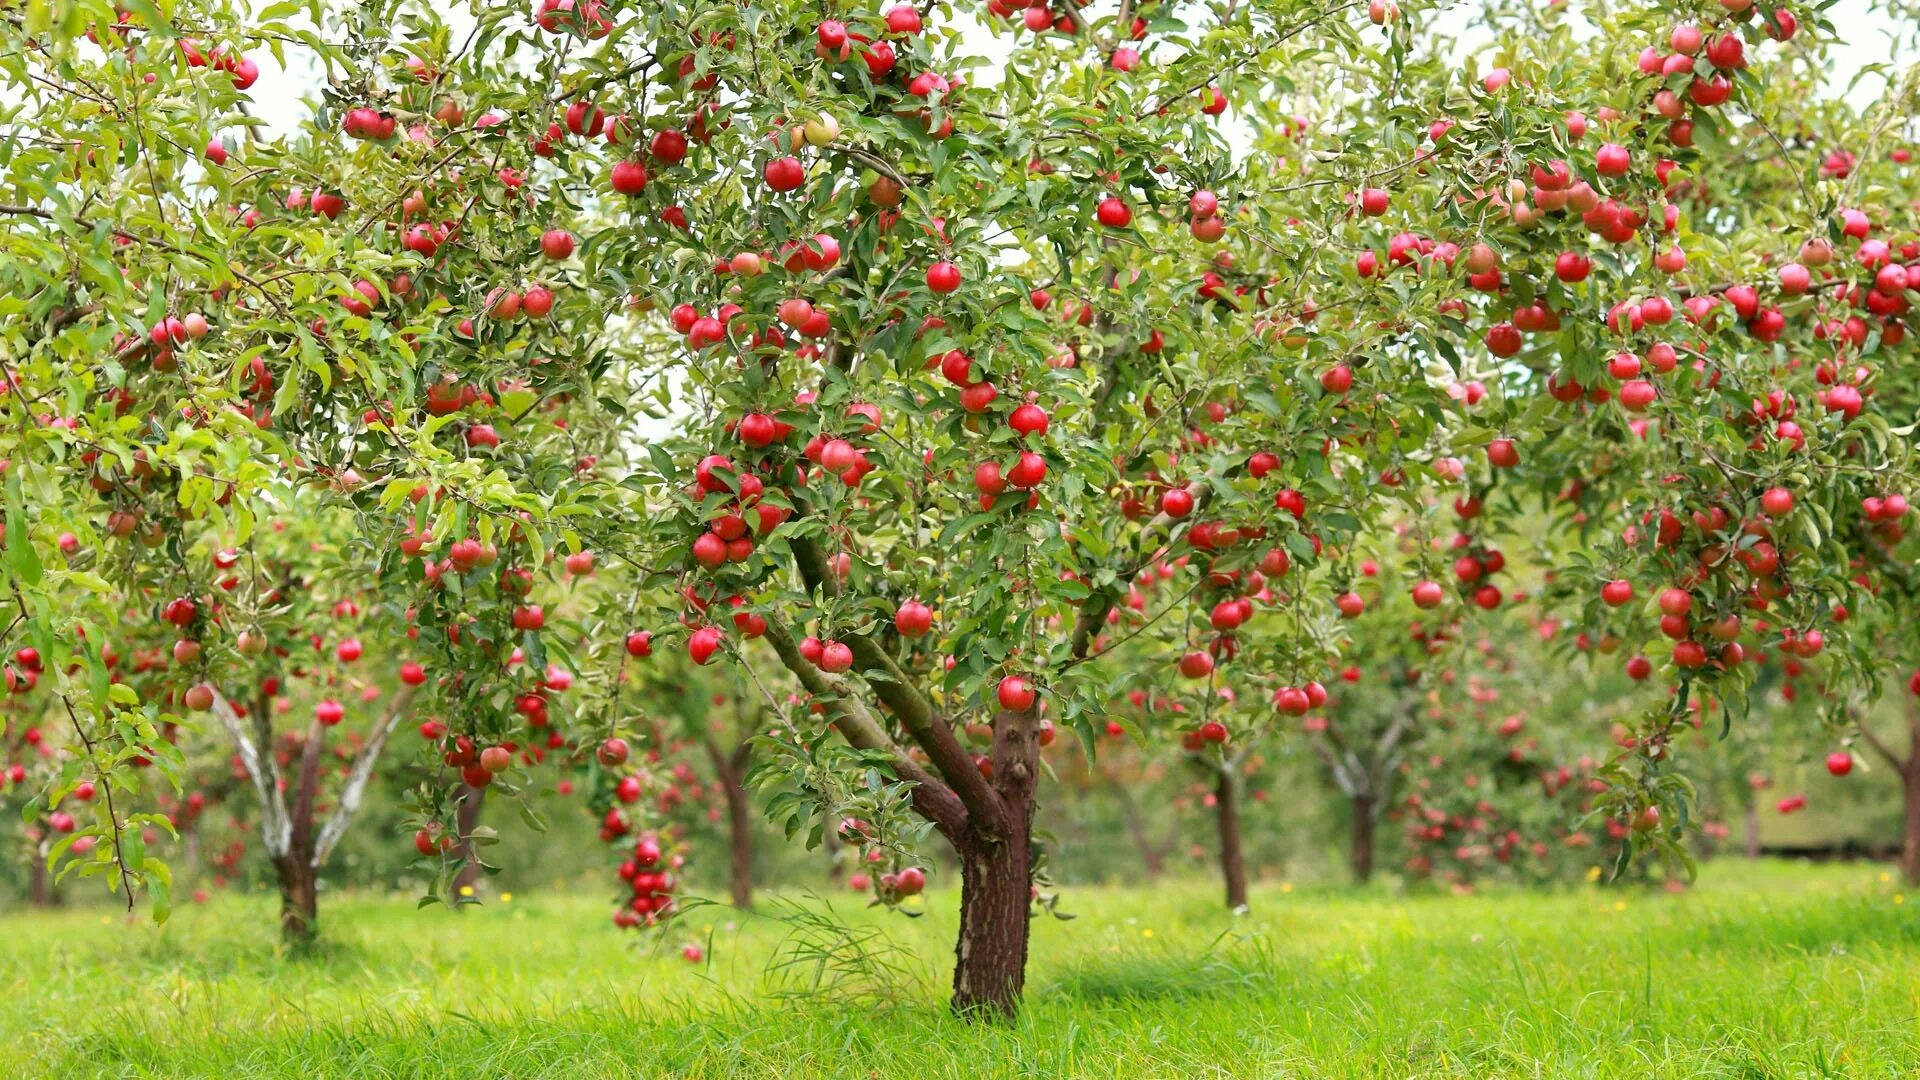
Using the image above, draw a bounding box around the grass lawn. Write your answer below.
[3,859,1918,1077]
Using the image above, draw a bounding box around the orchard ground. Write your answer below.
[3,860,1917,1077]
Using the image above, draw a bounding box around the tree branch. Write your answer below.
[758,616,971,843]
[211,691,293,858]
[786,530,1010,838]
[312,685,418,867]
[1858,718,1904,771]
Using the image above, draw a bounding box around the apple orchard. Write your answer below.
[4,0,1920,1021]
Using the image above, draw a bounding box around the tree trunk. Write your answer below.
[1743,801,1761,859]
[1903,762,1920,888]
[26,847,55,907]
[451,784,488,901]
[1214,767,1249,911]
[1114,783,1164,881]
[1351,793,1377,884]
[277,719,326,947]
[724,781,753,909]
[950,707,1040,1020]
[273,853,318,945]
[705,738,755,909]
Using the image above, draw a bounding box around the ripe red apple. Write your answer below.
[611,160,649,195]
[895,600,933,638]
[926,261,962,293]
[688,627,723,664]
[997,675,1036,711]
[540,229,575,259]
[764,155,806,192]
[1095,197,1132,228]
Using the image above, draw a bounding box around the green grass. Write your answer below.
[4,860,1919,1077]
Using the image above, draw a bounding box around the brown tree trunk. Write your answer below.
[704,738,755,909]
[1114,783,1164,881]
[1214,768,1248,910]
[277,719,326,947]
[1351,793,1377,884]
[451,784,488,901]
[951,707,1039,1020]
[273,854,318,944]
[26,846,55,907]
[1743,801,1761,859]
[1902,762,1920,888]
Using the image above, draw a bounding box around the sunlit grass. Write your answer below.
[3,860,1917,1077]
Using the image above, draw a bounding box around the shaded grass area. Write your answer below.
[3,860,1919,1077]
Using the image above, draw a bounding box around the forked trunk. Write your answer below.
[1351,793,1377,884]
[1214,768,1248,910]
[950,706,1040,1020]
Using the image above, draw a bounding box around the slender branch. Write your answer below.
[786,531,1010,837]
[758,616,971,842]
[57,695,136,909]
[312,685,418,867]
[1857,713,1905,771]
[212,691,292,857]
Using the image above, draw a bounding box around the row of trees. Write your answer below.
[4,0,1920,1020]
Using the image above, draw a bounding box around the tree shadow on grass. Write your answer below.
[1042,929,1282,1005]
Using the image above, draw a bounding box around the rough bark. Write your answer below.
[1213,767,1249,910]
[451,785,488,901]
[273,853,319,945]
[951,707,1039,1020]
[1351,793,1377,884]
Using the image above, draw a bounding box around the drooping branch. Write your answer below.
[1858,719,1904,771]
[786,531,1010,838]
[211,691,292,858]
[759,615,972,842]
[312,685,418,867]
[1061,481,1213,669]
